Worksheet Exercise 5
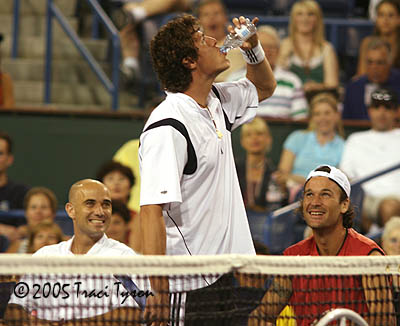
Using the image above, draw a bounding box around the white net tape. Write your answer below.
[1,254,400,275]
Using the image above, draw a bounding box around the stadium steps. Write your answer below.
[1,0,139,111]
[13,80,139,108]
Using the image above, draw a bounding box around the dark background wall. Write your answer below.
[1,111,145,206]
[0,110,369,208]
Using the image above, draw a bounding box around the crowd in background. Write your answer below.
[0,0,400,256]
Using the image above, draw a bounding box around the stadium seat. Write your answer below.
[0,235,9,253]
[222,0,269,16]
[349,183,365,233]
[0,209,74,237]
[260,202,304,254]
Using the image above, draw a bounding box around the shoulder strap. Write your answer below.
[211,85,233,132]
[143,118,197,175]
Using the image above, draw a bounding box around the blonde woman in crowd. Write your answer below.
[237,118,287,213]
[276,93,345,200]
[278,0,339,97]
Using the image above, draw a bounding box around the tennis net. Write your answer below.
[0,254,398,325]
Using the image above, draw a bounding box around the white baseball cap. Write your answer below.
[305,165,351,198]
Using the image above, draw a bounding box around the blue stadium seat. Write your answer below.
[222,0,269,16]
[54,210,74,236]
[0,209,74,237]
[262,209,301,255]
[349,183,365,233]
[0,235,9,253]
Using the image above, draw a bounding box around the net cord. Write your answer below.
[1,254,400,276]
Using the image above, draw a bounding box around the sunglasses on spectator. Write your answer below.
[370,91,398,109]
[370,100,397,110]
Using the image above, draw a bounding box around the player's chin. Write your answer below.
[218,61,230,74]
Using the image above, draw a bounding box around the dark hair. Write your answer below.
[374,0,400,67]
[300,166,355,228]
[0,131,12,154]
[376,0,400,15]
[96,161,135,188]
[111,200,131,224]
[150,14,200,93]
[23,187,58,214]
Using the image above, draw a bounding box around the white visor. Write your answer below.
[305,165,351,198]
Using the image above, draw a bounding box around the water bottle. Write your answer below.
[219,18,257,53]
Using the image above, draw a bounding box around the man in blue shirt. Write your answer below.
[342,37,400,120]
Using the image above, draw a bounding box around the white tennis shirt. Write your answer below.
[140,79,257,260]
[9,235,148,321]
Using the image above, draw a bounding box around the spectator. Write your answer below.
[277,0,339,100]
[228,25,308,119]
[27,220,64,254]
[381,216,400,255]
[106,200,131,244]
[96,160,141,253]
[236,117,288,212]
[0,34,15,108]
[358,0,400,76]
[343,37,400,120]
[6,187,58,253]
[381,216,400,326]
[96,160,135,205]
[0,131,30,245]
[123,0,192,24]
[340,87,400,231]
[276,93,344,199]
[196,0,245,82]
[0,131,29,211]
[120,0,194,81]
[113,139,141,211]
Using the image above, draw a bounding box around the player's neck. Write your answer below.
[184,73,215,108]
[71,234,102,255]
[314,226,347,256]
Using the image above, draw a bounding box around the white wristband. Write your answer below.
[240,41,265,65]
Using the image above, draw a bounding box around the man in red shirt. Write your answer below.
[249,165,395,326]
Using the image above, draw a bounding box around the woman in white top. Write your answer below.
[278,0,339,96]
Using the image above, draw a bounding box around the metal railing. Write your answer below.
[12,0,121,110]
